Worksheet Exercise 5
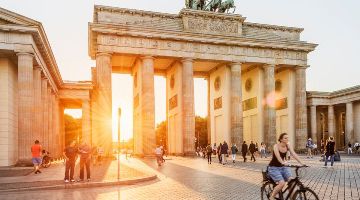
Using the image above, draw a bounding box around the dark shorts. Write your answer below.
[32,157,42,165]
[268,166,292,182]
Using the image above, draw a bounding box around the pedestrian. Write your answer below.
[161,146,166,162]
[97,145,104,165]
[63,140,78,183]
[155,145,163,166]
[221,141,229,165]
[267,133,305,200]
[78,141,91,182]
[354,141,360,154]
[324,136,335,167]
[347,142,352,154]
[249,141,256,162]
[230,144,238,163]
[206,144,213,164]
[31,140,42,174]
[217,143,222,163]
[306,138,313,158]
[212,143,217,155]
[260,142,267,158]
[91,146,98,166]
[241,141,248,162]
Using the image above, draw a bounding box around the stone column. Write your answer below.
[47,89,53,154]
[96,52,112,155]
[230,62,243,146]
[41,78,49,150]
[17,52,34,162]
[82,100,91,144]
[310,105,317,145]
[59,104,65,152]
[207,77,211,144]
[33,67,42,142]
[328,105,335,137]
[346,102,354,144]
[141,56,156,155]
[263,64,276,149]
[295,66,308,150]
[54,97,59,157]
[181,58,195,155]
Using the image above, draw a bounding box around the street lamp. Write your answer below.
[117,107,121,181]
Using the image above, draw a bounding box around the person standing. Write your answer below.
[260,142,267,158]
[97,146,104,165]
[78,141,91,182]
[241,141,248,162]
[221,141,229,165]
[63,140,78,183]
[324,136,336,167]
[249,141,256,162]
[206,144,213,164]
[155,145,163,166]
[31,140,42,174]
[217,143,222,163]
[230,144,238,163]
[306,138,313,158]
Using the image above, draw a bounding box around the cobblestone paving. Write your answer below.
[0,155,359,200]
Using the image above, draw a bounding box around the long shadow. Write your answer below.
[137,158,262,199]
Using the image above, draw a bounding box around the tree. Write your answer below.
[195,116,208,148]
[64,114,81,145]
[156,121,167,148]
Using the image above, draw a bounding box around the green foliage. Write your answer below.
[64,114,81,145]
[156,120,167,147]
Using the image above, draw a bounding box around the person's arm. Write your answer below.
[63,150,69,161]
[273,144,286,165]
[288,143,305,165]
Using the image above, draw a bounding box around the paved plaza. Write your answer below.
[0,154,359,200]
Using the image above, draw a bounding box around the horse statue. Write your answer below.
[192,0,206,10]
[218,0,236,13]
[206,0,222,12]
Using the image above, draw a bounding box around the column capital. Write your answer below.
[262,64,275,69]
[16,52,34,57]
[141,55,154,60]
[96,52,112,58]
[181,58,193,63]
[295,65,309,70]
[346,101,353,105]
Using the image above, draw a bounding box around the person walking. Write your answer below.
[324,136,336,167]
[31,140,42,174]
[78,141,91,182]
[97,146,104,165]
[221,141,229,165]
[230,144,238,163]
[241,141,248,162]
[249,141,256,162]
[320,138,325,154]
[217,143,222,163]
[260,142,267,158]
[155,145,163,166]
[206,144,213,164]
[267,133,305,200]
[306,138,314,158]
[347,142,353,155]
[64,140,78,183]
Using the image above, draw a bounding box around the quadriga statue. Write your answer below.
[218,0,236,13]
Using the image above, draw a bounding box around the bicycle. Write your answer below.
[261,165,319,200]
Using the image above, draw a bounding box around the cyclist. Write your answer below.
[267,133,305,200]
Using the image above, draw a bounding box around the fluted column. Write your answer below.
[346,102,354,144]
[17,52,34,162]
[182,58,195,155]
[82,100,91,144]
[47,89,53,154]
[310,105,317,145]
[328,105,335,137]
[230,62,243,146]
[295,66,308,150]
[141,56,156,155]
[263,64,276,149]
[96,52,112,155]
[53,97,59,157]
[207,77,211,144]
[41,78,49,150]
[33,67,42,142]
[59,104,65,152]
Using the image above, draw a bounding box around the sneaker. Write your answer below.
[64,179,69,183]
[70,179,75,182]
[87,178,91,182]
[37,170,42,173]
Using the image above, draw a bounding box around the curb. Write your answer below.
[0,174,157,192]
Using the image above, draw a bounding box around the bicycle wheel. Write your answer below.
[292,188,319,200]
[261,181,274,200]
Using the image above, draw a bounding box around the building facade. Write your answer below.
[0,5,327,166]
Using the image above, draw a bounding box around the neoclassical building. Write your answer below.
[307,86,360,149]
[1,4,341,166]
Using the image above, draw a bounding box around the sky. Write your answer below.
[1,0,359,140]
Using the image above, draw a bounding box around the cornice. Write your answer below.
[179,8,246,22]
[307,85,360,99]
[244,22,303,33]
[94,5,178,23]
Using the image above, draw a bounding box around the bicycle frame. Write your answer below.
[278,177,305,200]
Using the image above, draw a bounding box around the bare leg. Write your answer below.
[271,180,285,199]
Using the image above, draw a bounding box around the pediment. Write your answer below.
[0,7,39,27]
